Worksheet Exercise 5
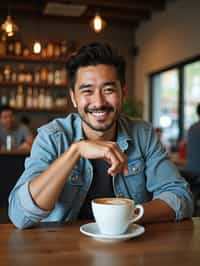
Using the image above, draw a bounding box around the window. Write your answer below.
[150,56,200,150]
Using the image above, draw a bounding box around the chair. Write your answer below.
[180,169,200,216]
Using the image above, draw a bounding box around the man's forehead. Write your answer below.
[76,64,118,80]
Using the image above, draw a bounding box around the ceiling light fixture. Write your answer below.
[90,13,106,33]
[1,15,18,37]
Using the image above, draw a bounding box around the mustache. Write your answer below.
[85,105,114,113]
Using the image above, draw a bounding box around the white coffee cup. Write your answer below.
[91,197,144,235]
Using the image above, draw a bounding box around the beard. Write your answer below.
[78,105,120,132]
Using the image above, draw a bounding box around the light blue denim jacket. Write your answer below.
[8,113,193,228]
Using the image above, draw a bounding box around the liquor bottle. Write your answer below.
[34,67,40,84]
[38,88,45,109]
[32,88,38,108]
[14,39,22,56]
[18,64,26,83]
[7,38,14,55]
[54,41,61,57]
[40,66,48,83]
[47,65,54,84]
[26,87,33,108]
[46,41,54,57]
[45,90,53,109]
[9,90,16,108]
[0,34,7,55]
[16,85,24,108]
[60,40,68,57]
[0,89,8,105]
[4,65,12,81]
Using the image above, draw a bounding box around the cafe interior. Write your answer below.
[0,1,200,265]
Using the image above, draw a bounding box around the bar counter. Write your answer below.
[0,150,28,207]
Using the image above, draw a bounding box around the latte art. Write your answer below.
[94,198,132,206]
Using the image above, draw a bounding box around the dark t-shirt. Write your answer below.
[78,159,115,219]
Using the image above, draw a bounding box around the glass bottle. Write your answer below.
[46,41,54,57]
[0,34,7,55]
[60,40,68,57]
[26,87,33,108]
[4,65,12,81]
[16,85,24,108]
[14,39,22,56]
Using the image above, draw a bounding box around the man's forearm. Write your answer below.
[139,199,175,224]
[29,143,80,211]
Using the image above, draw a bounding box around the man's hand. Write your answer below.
[76,140,128,176]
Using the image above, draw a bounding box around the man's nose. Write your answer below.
[93,91,106,106]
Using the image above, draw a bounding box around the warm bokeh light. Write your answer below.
[1,15,18,37]
[90,14,106,33]
[33,41,42,54]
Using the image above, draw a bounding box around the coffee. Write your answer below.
[94,198,132,205]
[92,197,144,235]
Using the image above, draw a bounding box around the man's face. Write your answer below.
[0,110,15,130]
[70,64,125,136]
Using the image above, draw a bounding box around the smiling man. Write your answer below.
[8,43,193,229]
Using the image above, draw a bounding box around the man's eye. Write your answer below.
[104,87,115,93]
[82,89,92,94]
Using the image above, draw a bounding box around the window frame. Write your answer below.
[149,54,200,144]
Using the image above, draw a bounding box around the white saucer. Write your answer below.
[80,222,145,242]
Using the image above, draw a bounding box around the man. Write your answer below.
[186,103,200,175]
[0,105,33,152]
[8,43,193,229]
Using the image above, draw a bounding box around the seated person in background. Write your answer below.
[8,42,193,229]
[0,105,33,152]
[186,103,200,176]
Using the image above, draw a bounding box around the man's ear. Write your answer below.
[69,89,77,108]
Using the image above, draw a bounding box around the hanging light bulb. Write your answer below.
[90,13,106,33]
[1,15,18,37]
[33,41,42,54]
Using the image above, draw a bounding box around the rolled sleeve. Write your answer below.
[18,182,50,218]
[9,182,50,229]
[154,191,193,220]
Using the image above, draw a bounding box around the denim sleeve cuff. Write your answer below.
[18,182,50,219]
[154,191,183,220]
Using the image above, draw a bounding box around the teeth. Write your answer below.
[92,112,106,117]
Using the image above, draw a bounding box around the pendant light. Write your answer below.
[33,3,42,55]
[90,13,106,33]
[1,15,18,37]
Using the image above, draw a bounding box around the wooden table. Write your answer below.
[0,218,200,266]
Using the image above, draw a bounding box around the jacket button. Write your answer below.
[87,168,91,174]
[71,175,78,183]
[118,192,124,197]
[132,166,139,173]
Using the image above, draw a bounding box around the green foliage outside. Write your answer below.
[122,98,143,118]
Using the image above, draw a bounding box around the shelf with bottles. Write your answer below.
[14,106,68,113]
[0,36,75,62]
[0,81,67,89]
[0,54,69,63]
[0,86,68,112]
[0,63,68,88]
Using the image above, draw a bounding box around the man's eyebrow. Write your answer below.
[79,84,92,90]
[103,81,117,87]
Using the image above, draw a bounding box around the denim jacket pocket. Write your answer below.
[59,170,83,203]
[124,158,147,202]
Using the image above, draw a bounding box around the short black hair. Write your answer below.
[197,103,200,116]
[0,105,14,115]
[66,42,126,90]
